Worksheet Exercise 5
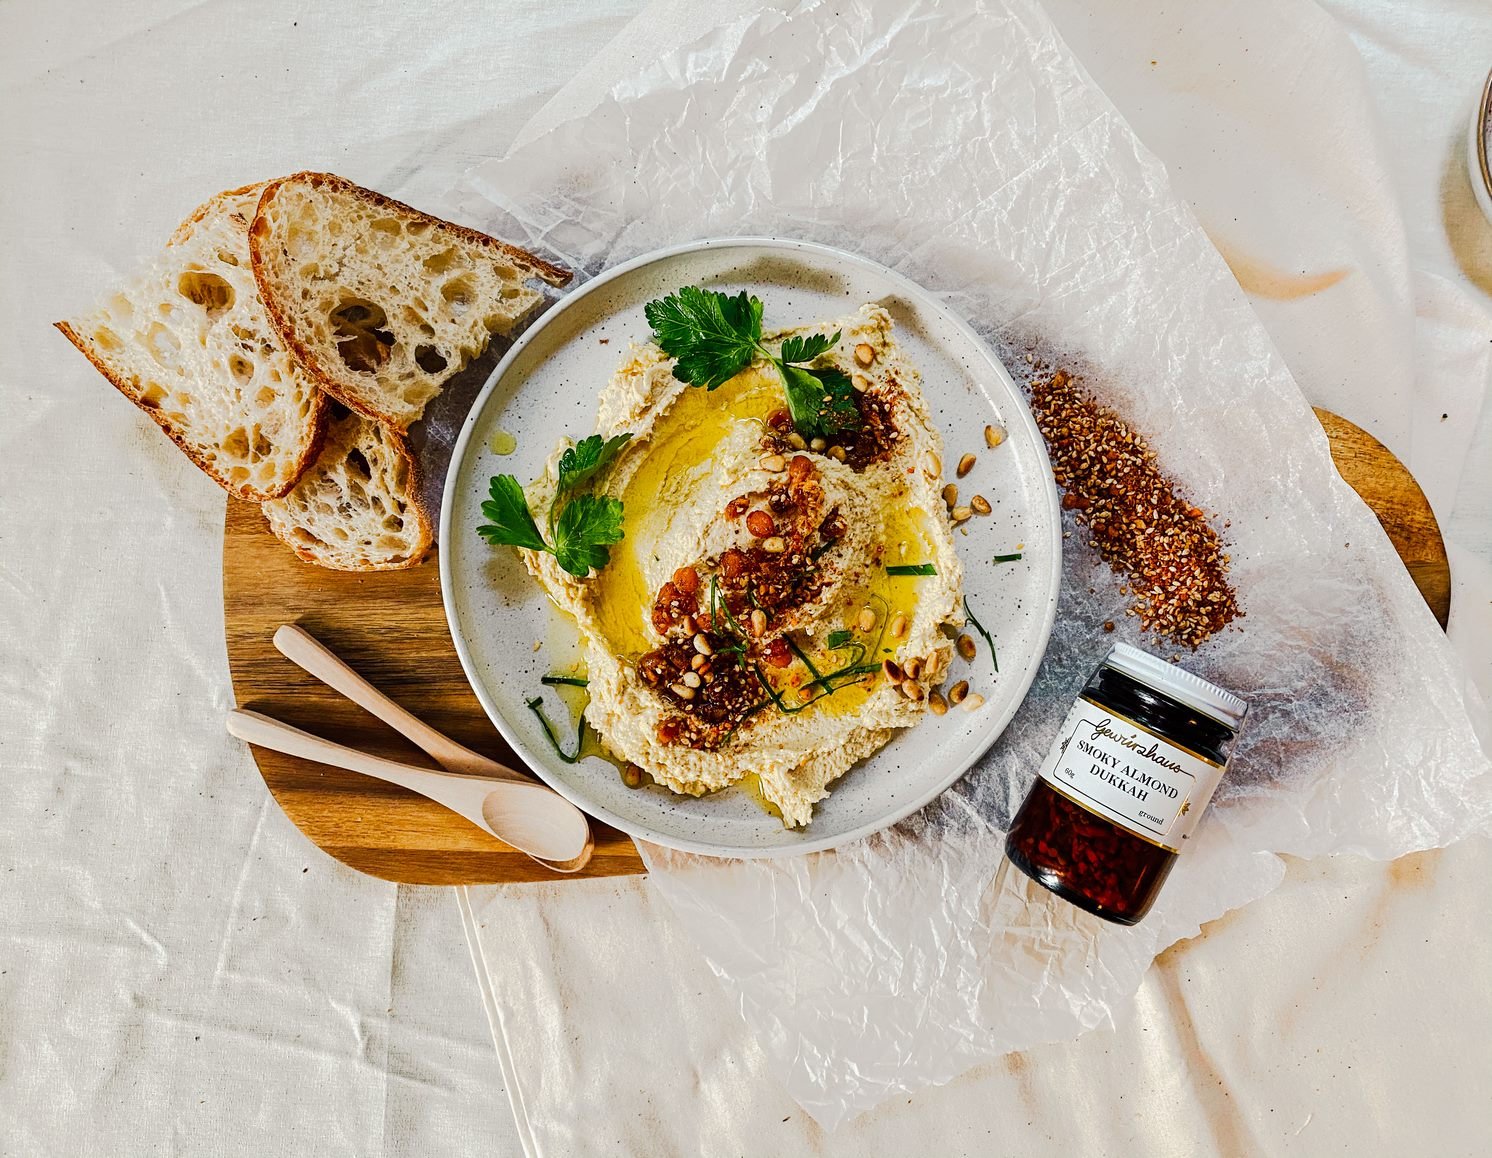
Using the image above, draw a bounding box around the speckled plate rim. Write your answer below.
[440,236,1061,858]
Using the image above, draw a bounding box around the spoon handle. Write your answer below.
[273,624,524,781]
[226,709,590,866]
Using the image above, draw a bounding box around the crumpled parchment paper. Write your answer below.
[457,0,1492,1128]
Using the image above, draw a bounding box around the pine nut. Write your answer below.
[670,683,696,700]
[984,424,1005,448]
[928,691,948,715]
[948,679,969,705]
[856,606,876,632]
[903,657,923,680]
[889,612,909,639]
[970,494,992,515]
[956,453,977,478]
[681,615,698,636]
[951,506,972,523]
[682,670,702,688]
[762,536,786,553]
[956,634,976,661]
[809,437,827,452]
[942,483,959,509]
[851,374,871,393]
[881,659,903,682]
[760,453,786,472]
[786,432,807,450]
[827,445,847,462]
[693,633,713,656]
[690,654,707,670]
[622,764,644,789]
[901,680,925,702]
[925,452,942,476]
[749,608,767,637]
[854,343,875,366]
[960,692,985,712]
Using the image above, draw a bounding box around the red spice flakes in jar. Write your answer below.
[1005,644,1248,925]
[1028,370,1242,648]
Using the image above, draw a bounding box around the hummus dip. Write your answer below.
[525,304,964,827]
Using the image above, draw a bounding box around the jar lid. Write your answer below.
[1102,643,1248,730]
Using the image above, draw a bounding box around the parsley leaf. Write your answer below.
[552,494,625,578]
[645,287,762,389]
[643,287,862,440]
[478,475,547,551]
[557,433,633,498]
[779,331,840,365]
[783,364,859,440]
[478,434,631,578]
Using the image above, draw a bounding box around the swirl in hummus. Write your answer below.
[523,304,964,827]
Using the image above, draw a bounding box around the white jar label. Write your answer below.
[1036,697,1225,852]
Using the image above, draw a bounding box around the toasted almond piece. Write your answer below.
[948,679,969,705]
[956,453,977,478]
[928,691,948,715]
[961,692,985,712]
[760,453,786,472]
[681,614,698,636]
[956,634,976,662]
[854,342,875,366]
[970,494,992,515]
[889,612,909,639]
[881,659,904,682]
[984,424,1005,448]
[690,654,707,671]
[942,483,959,509]
[857,606,877,632]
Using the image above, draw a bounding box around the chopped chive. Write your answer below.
[992,552,1023,564]
[540,674,589,688]
[886,563,937,576]
[963,596,998,674]
[526,695,586,763]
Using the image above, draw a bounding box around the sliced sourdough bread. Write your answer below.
[249,171,570,432]
[56,183,326,502]
[262,407,432,571]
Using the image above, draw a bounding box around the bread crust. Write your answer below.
[261,411,433,572]
[248,171,570,431]
[54,318,327,503]
[56,181,329,502]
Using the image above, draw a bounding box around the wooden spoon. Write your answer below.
[246,624,593,872]
[226,709,592,867]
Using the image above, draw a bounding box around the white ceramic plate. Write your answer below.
[441,238,1060,857]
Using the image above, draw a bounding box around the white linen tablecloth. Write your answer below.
[3,1,1489,1155]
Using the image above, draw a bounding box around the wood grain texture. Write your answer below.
[1313,407,1451,628]
[222,498,645,884]
[224,410,1450,884]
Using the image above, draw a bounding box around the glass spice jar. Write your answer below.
[1005,643,1248,926]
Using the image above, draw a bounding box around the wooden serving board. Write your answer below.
[223,409,1449,885]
